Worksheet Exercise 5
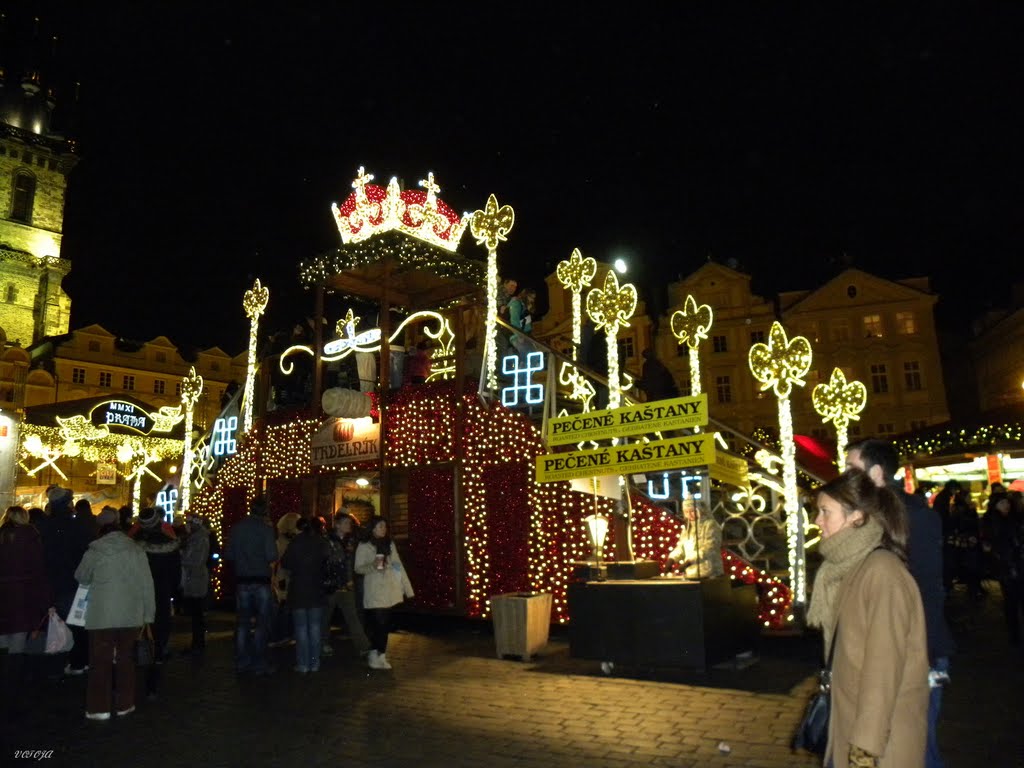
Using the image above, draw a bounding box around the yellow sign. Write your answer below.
[536,434,715,483]
[709,451,749,488]
[545,394,708,446]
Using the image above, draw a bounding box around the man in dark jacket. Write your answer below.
[847,438,953,768]
[225,496,278,674]
[36,486,91,677]
[131,507,181,698]
[281,517,330,673]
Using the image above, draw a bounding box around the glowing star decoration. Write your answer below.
[178,366,203,512]
[812,367,868,467]
[469,194,515,391]
[331,168,469,252]
[156,488,178,520]
[212,416,239,457]
[670,295,714,396]
[556,248,598,360]
[748,321,813,608]
[585,270,637,409]
[242,278,270,434]
[501,352,545,407]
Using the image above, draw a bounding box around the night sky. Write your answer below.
[5,4,1023,353]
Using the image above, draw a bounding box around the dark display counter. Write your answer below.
[567,575,759,672]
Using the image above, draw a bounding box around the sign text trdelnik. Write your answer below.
[545,393,708,446]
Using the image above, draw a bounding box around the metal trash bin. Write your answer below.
[489,592,552,660]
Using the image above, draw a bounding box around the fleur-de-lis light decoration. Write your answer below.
[812,367,867,467]
[470,194,515,391]
[670,294,714,396]
[586,270,638,409]
[178,366,204,512]
[748,321,813,607]
[242,278,269,434]
[556,248,598,361]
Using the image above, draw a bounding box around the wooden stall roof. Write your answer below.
[298,231,486,310]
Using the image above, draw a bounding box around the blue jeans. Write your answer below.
[235,583,272,672]
[926,656,949,768]
[292,606,324,671]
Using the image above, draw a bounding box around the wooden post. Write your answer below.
[312,285,325,418]
[452,301,467,612]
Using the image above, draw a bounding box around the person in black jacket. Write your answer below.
[846,438,953,768]
[36,486,92,677]
[131,507,181,698]
[281,517,330,673]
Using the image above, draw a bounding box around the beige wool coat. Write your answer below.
[825,548,929,767]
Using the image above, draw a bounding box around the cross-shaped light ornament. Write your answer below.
[812,367,867,467]
[670,295,714,396]
[242,278,270,434]
[748,321,813,608]
[469,194,515,391]
[585,270,637,409]
[178,366,204,512]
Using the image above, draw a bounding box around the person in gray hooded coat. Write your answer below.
[74,507,155,720]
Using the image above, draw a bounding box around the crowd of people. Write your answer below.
[0,487,216,721]
[225,497,414,676]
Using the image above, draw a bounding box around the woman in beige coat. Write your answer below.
[807,470,929,768]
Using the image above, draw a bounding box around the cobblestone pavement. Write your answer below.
[1,584,1020,768]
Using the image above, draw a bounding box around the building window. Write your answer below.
[811,427,829,439]
[831,319,850,342]
[804,321,820,343]
[154,379,166,395]
[72,367,86,384]
[678,376,691,396]
[848,424,862,438]
[88,340,101,352]
[677,345,687,357]
[903,361,922,391]
[870,363,888,393]
[878,422,895,435]
[750,330,765,345]
[123,375,135,391]
[617,337,635,360]
[155,351,167,363]
[11,171,36,222]
[896,311,917,335]
[909,419,927,431]
[22,152,33,166]
[716,375,732,403]
[175,382,182,396]
[4,285,14,303]
[712,335,728,353]
[99,371,112,388]
[863,314,883,338]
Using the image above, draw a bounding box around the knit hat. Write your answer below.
[96,506,118,527]
[138,507,162,529]
[47,485,73,507]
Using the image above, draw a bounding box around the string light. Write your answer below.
[812,367,867,467]
[556,247,597,361]
[179,366,204,512]
[470,194,515,392]
[242,278,269,434]
[748,321,812,607]
[670,294,714,396]
[585,270,637,410]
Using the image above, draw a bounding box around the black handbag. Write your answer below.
[134,625,155,667]
[793,624,838,755]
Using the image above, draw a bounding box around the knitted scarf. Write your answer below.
[806,518,883,653]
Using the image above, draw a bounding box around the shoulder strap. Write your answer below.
[826,622,839,669]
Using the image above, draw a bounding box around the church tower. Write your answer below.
[0,14,77,347]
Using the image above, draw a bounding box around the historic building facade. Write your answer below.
[538,260,951,443]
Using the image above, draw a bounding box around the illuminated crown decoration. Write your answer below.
[331,168,469,253]
[748,322,812,399]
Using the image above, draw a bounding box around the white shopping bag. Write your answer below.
[65,584,90,627]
